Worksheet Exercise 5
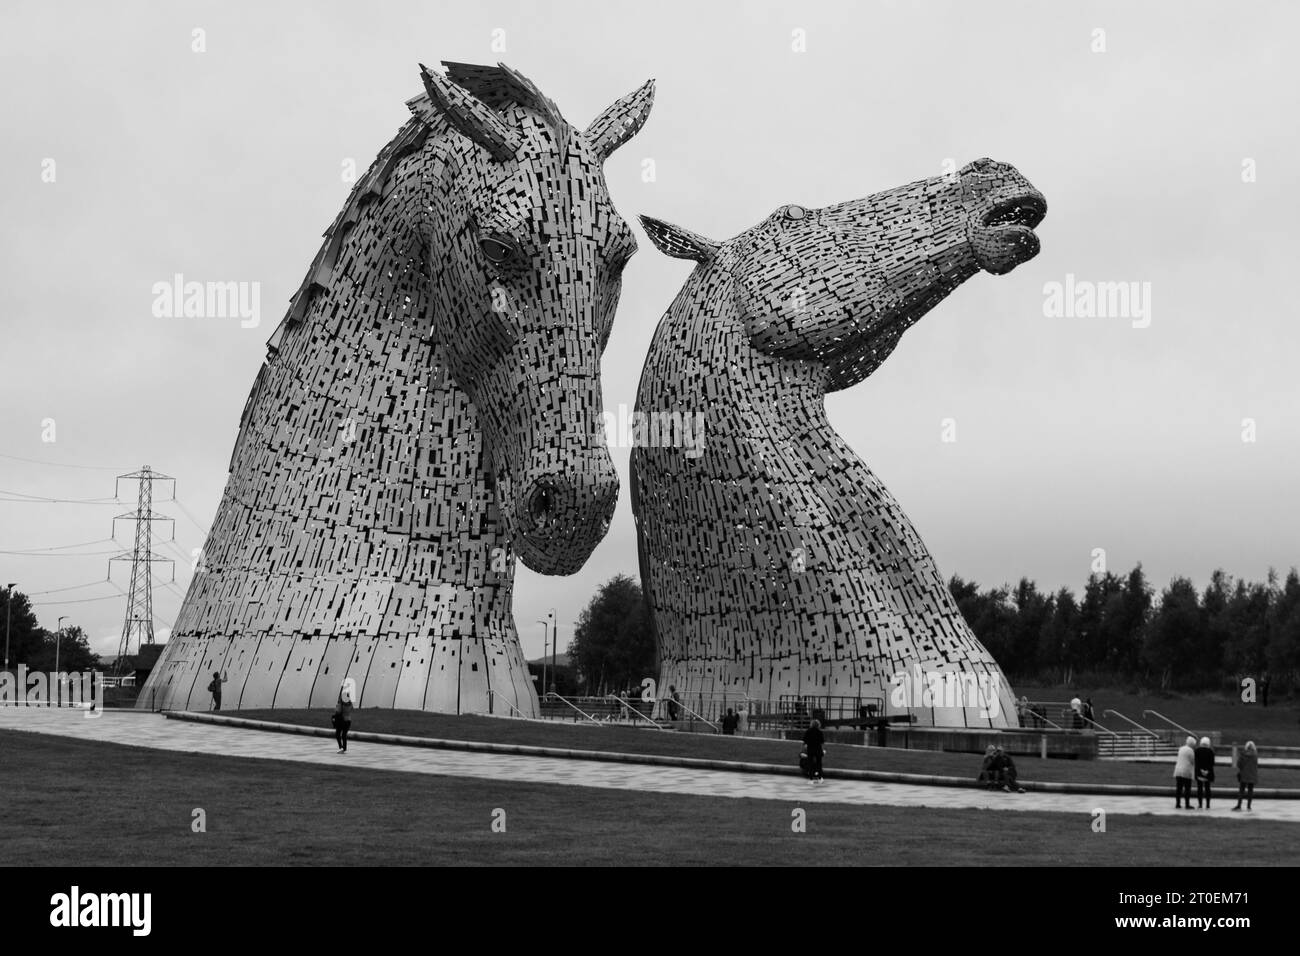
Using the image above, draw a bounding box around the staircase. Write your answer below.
[1097,731,1178,759]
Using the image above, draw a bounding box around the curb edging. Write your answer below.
[163,711,1300,800]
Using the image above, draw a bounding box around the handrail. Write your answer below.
[1081,715,1119,738]
[605,695,670,732]
[1142,709,1198,740]
[487,690,529,720]
[543,692,603,726]
[1104,709,1159,738]
[673,699,720,732]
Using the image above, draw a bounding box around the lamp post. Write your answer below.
[547,608,557,694]
[55,615,67,707]
[3,582,15,672]
[536,621,548,699]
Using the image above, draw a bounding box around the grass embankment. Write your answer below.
[233,708,1300,789]
[4,729,1292,866]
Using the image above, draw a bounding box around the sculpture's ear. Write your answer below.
[639,215,719,263]
[408,63,520,163]
[584,79,655,162]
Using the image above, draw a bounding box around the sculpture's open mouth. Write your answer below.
[970,193,1047,275]
[981,194,1047,232]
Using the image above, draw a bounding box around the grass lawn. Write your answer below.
[1015,685,1300,746]
[2,729,1292,866]
[233,708,1300,790]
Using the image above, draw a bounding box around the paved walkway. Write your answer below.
[3,707,1297,822]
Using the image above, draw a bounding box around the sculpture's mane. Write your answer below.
[264,63,563,358]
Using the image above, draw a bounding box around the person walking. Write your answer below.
[206,670,227,711]
[1082,697,1095,724]
[1173,735,1196,809]
[1233,741,1259,811]
[333,684,354,753]
[802,718,825,784]
[1194,736,1216,808]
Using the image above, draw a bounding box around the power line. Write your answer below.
[0,452,128,472]
[0,548,121,557]
[0,491,123,505]
[171,497,211,536]
[27,580,114,596]
[32,593,130,606]
[0,538,115,554]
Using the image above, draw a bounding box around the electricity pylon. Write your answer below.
[110,466,175,675]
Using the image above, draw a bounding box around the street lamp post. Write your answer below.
[536,621,548,699]
[3,582,15,672]
[55,615,67,707]
[549,608,557,694]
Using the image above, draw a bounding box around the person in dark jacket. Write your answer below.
[1194,736,1216,808]
[802,719,825,783]
[1233,741,1259,811]
[333,685,354,753]
[207,670,227,711]
[721,708,739,735]
[993,746,1026,793]
[665,685,681,721]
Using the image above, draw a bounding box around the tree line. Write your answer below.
[950,565,1300,692]
[0,588,100,673]
[566,566,1300,696]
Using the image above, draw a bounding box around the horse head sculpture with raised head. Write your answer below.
[633,159,1045,728]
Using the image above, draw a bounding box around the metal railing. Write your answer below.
[660,697,719,731]
[486,689,530,720]
[1103,709,1160,738]
[1080,714,1119,738]
[542,692,603,726]
[1142,709,1198,740]
[607,695,670,731]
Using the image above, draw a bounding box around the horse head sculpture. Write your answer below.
[141,62,652,716]
[633,159,1045,728]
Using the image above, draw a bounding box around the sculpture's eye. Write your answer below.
[479,237,515,264]
[784,204,807,221]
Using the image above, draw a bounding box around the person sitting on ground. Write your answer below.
[993,746,1026,793]
[978,745,999,788]
[1194,736,1216,809]
[1173,735,1196,809]
[1233,741,1259,811]
[721,708,739,735]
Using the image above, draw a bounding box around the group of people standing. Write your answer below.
[1173,736,1260,811]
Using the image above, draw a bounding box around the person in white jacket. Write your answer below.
[1173,735,1196,808]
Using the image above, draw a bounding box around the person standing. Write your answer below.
[666,685,681,722]
[207,670,227,711]
[721,708,739,735]
[1069,696,1083,730]
[1082,697,1095,724]
[1233,741,1258,811]
[802,718,825,784]
[1173,735,1196,809]
[1194,736,1216,808]
[333,684,354,753]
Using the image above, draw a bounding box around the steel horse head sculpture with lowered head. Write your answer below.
[633,158,1046,727]
[141,61,653,717]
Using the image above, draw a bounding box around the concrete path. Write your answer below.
[3,707,1296,822]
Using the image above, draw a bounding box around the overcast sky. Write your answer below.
[2,0,1298,662]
